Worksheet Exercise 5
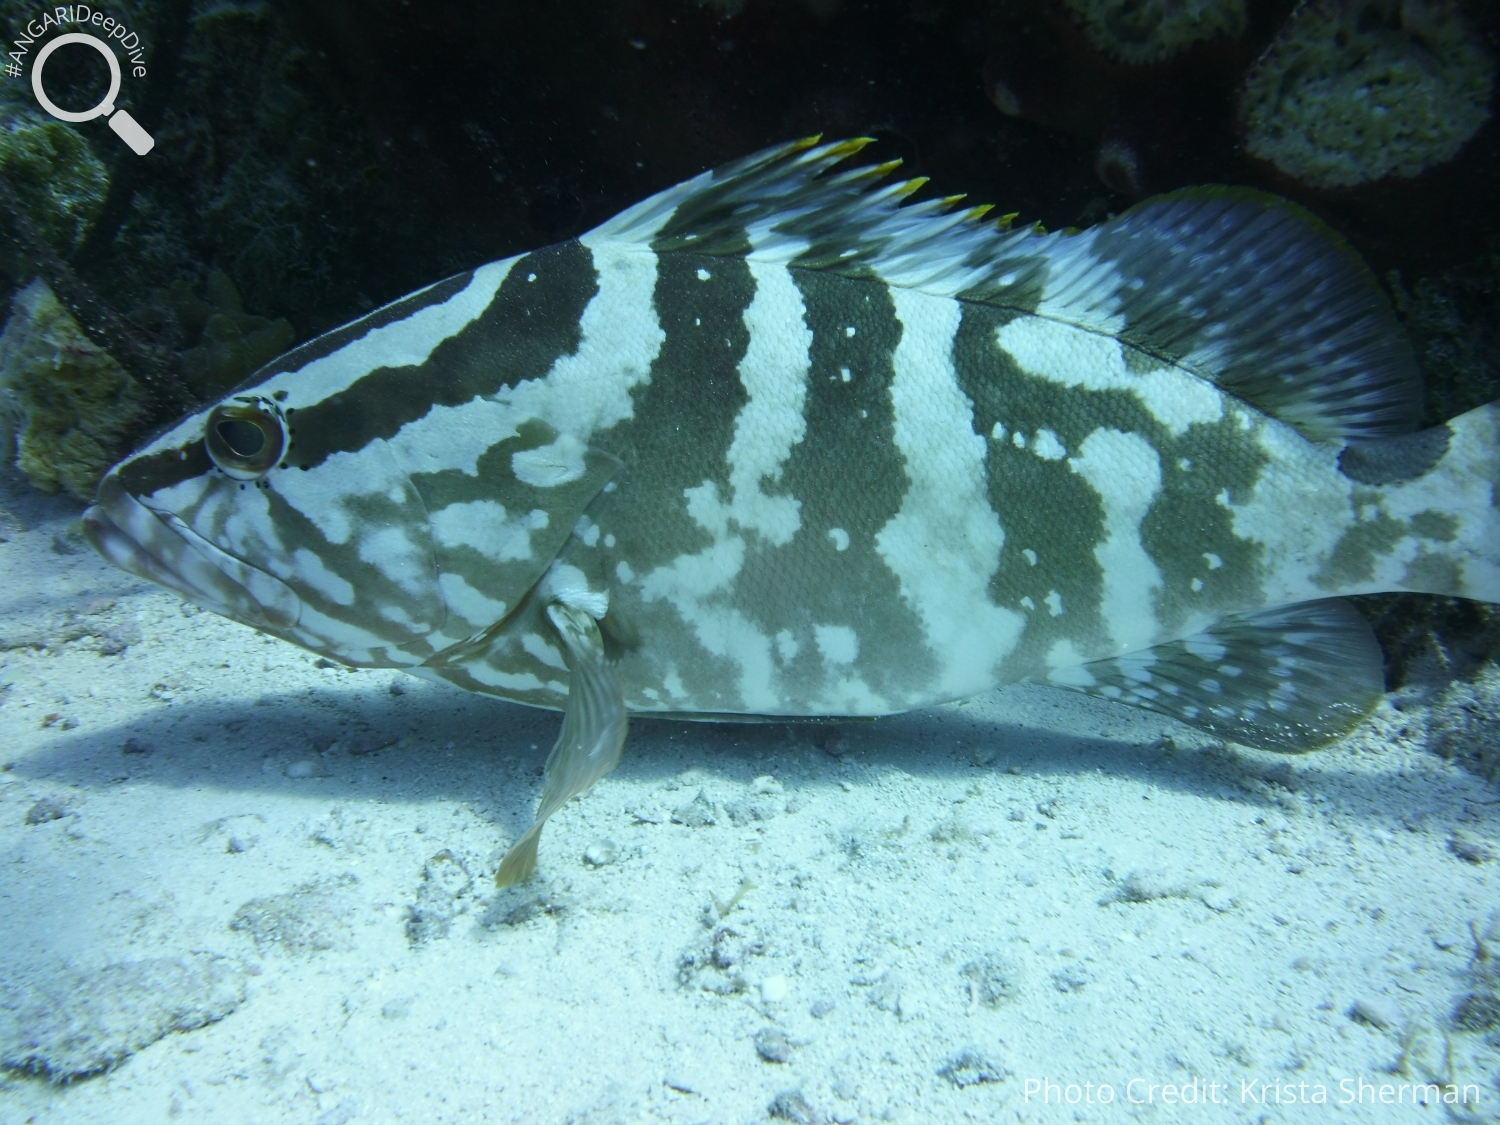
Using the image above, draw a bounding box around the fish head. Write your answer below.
[84,312,624,681]
[84,251,628,683]
[82,381,456,668]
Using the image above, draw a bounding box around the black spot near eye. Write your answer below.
[217,419,266,458]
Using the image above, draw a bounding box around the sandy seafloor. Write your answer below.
[2,467,1500,1125]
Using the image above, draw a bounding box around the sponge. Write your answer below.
[0,279,146,500]
[1239,0,1494,189]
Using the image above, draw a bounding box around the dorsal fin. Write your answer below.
[590,136,1047,291]
[1045,188,1422,441]
[590,139,1421,442]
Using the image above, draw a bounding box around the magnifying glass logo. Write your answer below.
[30,33,154,156]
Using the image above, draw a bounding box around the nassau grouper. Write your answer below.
[84,138,1500,885]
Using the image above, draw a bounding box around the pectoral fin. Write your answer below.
[495,602,628,887]
[1046,599,1384,752]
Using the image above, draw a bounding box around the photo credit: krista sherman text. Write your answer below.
[1022,1073,1482,1110]
[6,6,154,155]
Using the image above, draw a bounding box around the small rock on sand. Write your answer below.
[0,953,246,1081]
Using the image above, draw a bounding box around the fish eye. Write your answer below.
[204,397,287,481]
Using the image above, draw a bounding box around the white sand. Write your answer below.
[3,467,1499,1124]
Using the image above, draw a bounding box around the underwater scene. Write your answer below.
[1,0,1499,1121]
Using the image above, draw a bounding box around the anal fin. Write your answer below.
[1047,599,1384,752]
[495,602,628,887]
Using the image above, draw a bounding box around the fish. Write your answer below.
[83,137,1500,886]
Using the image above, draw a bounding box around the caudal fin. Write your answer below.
[1338,401,1500,603]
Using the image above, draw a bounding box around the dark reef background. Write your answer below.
[1,0,1498,684]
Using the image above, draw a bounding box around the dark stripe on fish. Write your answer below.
[952,302,1113,675]
[954,301,1271,655]
[114,273,484,500]
[604,250,755,558]
[117,439,213,504]
[240,272,481,391]
[1139,411,1267,635]
[766,268,934,708]
[597,250,757,707]
[286,241,599,470]
[594,250,762,708]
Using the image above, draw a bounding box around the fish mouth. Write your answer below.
[83,473,302,632]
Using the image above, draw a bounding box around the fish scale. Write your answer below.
[84,136,1500,885]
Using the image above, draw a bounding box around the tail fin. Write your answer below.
[1339,401,1500,603]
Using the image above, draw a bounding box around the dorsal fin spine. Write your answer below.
[598,138,1420,439]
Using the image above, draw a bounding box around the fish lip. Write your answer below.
[83,473,301,632]
[82,489,236,617]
